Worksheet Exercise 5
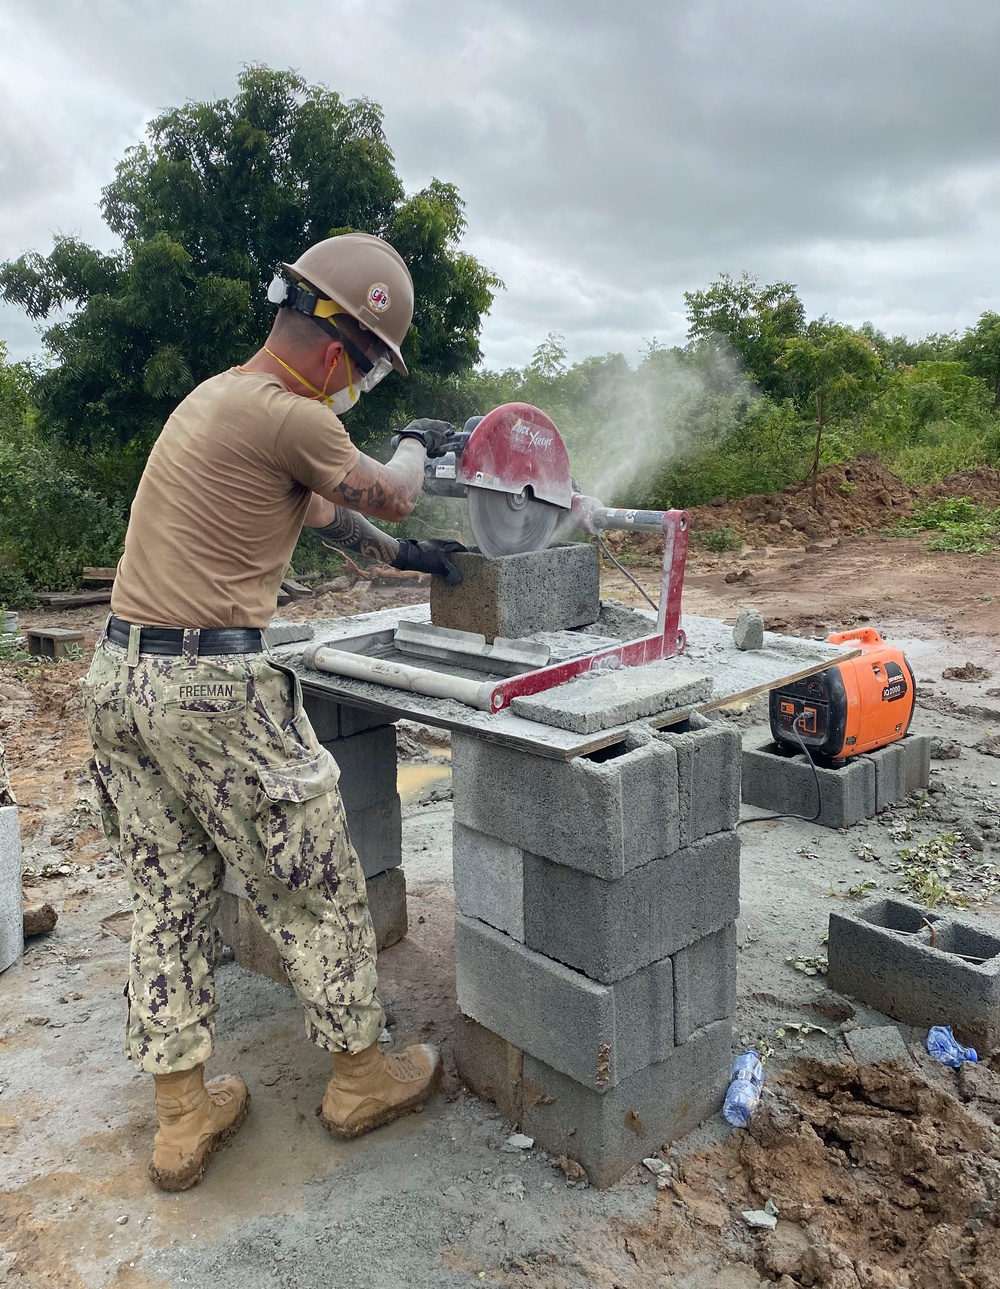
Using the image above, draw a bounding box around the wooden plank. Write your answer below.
[33,589,112,608]
[276,604,861,760]
[81,566,117,582]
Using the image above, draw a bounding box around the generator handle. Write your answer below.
[826,627,885,649]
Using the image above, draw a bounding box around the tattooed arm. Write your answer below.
[320,439,426,523]
[307,503,401,564]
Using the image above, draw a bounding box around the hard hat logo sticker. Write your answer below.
[368,283,391,312]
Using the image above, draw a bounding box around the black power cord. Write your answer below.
[738,712,824,827]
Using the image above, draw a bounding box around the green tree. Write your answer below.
[0,65,500,462]
[778,323,883,507]
[956,311,1000,410]
[684,272,805,399]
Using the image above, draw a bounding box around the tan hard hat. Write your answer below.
[282,233,414,375]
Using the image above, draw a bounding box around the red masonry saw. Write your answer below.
[307,403,690,713]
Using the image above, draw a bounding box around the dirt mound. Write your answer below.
[927,466,1000,508]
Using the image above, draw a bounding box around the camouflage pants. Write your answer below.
[83,635,384,1074]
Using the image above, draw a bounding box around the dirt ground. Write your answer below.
[3,527,1000,1289]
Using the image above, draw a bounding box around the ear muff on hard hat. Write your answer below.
[276,232,414,376]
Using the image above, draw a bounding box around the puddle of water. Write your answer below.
[397,762,452,805]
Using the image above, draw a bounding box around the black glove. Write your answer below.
[391,419,457,457]
[392,538,466,584]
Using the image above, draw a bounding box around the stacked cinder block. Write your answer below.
[741,730,931,828]
[217,693,406,984]
[0,804,23,973]
[452,712,741,1187]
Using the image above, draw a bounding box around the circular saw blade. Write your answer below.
[467,486,560,558]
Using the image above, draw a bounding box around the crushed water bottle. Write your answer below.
[926,1025,977,1068]
[722,1051,765,1127]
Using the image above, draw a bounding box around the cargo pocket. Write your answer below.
[256,751,342,889]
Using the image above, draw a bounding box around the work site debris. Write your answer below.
[503,1132,534,1152]
[942,662,992,682]
[553,1155,587,1181]
[732,608,765,651]
[926,1025,978,1068]
[723,1052,765,1127]
[23,903,58,937]
[741,1199,779,1230]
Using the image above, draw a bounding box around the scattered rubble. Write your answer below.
[22,902,57,937]
[943,662,993,682]
[733,608,765,651]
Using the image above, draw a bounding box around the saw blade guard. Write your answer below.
[457,403,574,509]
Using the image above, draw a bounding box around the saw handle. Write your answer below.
[570,495,674,534]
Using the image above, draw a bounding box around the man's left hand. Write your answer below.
[392,539,466,584]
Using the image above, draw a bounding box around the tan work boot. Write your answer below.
[149,1065,250,1192]
[319,1041,442,1139]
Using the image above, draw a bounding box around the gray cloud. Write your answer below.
[1,0,998,369]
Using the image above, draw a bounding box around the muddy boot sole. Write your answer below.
[319,1058,443,1140]
[149,1091,251,1193]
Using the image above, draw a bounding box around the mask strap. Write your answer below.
[263,346,340,404]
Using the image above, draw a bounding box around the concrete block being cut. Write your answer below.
[455,914,674,1091]
[522,831,741,983]
[741,733,876,829]
[521,1019,732,1189]
[453,822,524,941]
[0,805,23,973]
[323,725,397,816]
[656,713,742,847]
[430,544,600,642]
[510,662,712,734]
[452,728,679,880]
[828,895,1000,1053]
[672,923,738,1045]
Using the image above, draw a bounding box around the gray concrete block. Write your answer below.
[672,923,738,1045]
[511,663,712,735]
[862,735,931,811]
[741,734,876,828]
[732,609,764,651]
[453,822,524,940]
[522,832,741,983]
[0,805,23,973]
[303,690,388,742]
[430,544,600,642]
[827,895,1000,1053]
[350,797,402,880]
[522,1019,732,1189]
[218,864,407,984]
[452,728,679,879]
[263,621,315,648]
[324,726,397,815]
[900,734,931,795]
[657,713,742,846]
[844,1025,912,1066]
[366,866,408,951]
[455,915,674,1091]
[453,1014,524,1125]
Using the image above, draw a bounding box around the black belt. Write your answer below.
[107,616,264,656]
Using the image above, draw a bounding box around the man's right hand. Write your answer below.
[391,419,457,457]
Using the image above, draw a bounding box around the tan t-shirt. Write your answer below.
[112,369,360,628]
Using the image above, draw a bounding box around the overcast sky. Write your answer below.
[1,0,998,370]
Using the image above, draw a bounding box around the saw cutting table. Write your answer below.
[271,602,860,758]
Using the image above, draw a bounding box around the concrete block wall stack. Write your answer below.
[0,804,23,973]
[451,711,741,1187]
[217,693,406,984]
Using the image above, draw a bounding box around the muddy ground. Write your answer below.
[2,528,1000,1289]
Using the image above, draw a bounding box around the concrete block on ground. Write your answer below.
[455,915,674,1091]
[844,1026,912,1066]
[218,864,407,983]
[452,728,679,879]
[522,831,741,983]
[862,735,931,811]
[26,627,85,660]
[453,1014,524,1125]
[350,796,402,880]
[303,689,388,742]
[657,713,742,846]
[511,663,712,735]
[741,734,876,828]
[522,1019,732,1189]
[453,822,524,941]
[430,544,600,642]
[323,725,397,815]
[0,805,24,973]
[672,923,738,1045]
[827,895,1000,1053]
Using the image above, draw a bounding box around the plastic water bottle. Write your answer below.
[926,1025,978,1068]
[722,1052,765,1127]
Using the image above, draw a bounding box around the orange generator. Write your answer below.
[769,628,916,765]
